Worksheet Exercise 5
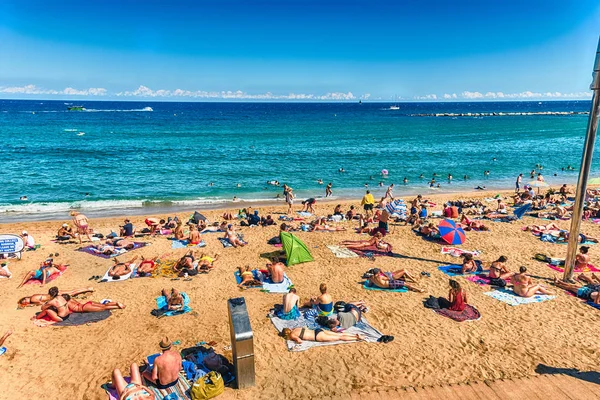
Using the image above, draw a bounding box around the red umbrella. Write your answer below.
[438,219,466,245]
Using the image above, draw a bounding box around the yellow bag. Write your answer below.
[191,371,225,400]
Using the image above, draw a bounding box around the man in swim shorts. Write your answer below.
[142,337,182,389]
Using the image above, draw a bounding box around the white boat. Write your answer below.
[389,95,400,110]
[389,105,400,110]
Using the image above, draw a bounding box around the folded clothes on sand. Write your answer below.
[483,288,555,306]
[441,247,481,257]
[269,307,383,352]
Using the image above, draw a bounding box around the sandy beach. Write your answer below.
[1,189,600,400]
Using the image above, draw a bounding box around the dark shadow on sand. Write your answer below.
[535,364,600,385]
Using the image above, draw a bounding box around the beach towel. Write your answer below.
[152,258,179,279]
[297,211,313,217]
[201,229,224,234]
[441,247,481,258]
[466,274,511,286]
[145,371,191,400]
[269,307,383,352]
[362,281,408,293]
[77,242,148,259]
[546,263,600,273]
[348,244,393,258]
[33,310,112,327]
[483,289,555,306]
[437,262,483,277]
[24,264,68,286]
[98,264,136,283]
[153,292,192,317]
[586,301,600,310]
[171,239,206,249]
[326,245,359,258]
[434,304,481,322]
[234,270,294,293]
[218,235,246,248]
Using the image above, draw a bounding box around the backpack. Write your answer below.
[191,371,225,400]
[489,278,507,288]
[423,295,440,310]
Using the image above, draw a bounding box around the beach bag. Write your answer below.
[191,371,224,400]
[203,348,223,371]
[424,296,440,310]
[489,278,507,288]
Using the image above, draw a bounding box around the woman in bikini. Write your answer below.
[487,256,514,280]
[281,327,363,344]
[237,266,261,288]
[340,232,390,252]
[17,260,62,288]
[37,290,71,322]
[161,288,184,311]
[303,283,334,316]
[18,286,94,308]
[461,253,479,274]
[63,294,125,312]
[137,256,159,276]
[197,253,219,271]
[512,266,554,297]
[112,363,155,400]
[576,246,591,270]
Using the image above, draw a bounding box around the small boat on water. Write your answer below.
[67,106,86,111]
[389,95,400,110]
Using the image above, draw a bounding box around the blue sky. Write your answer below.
[0,0,599,101]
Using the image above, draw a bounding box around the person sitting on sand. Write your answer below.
[261,215,275,226]
[62,294,125,312]
[119,219,136,238]
[57,224,75,240]
[18,286,94,308]
[556,231,599,244]
[512,266,554,297]
[485,256,514,280]
[367,268,424,292]
[70,211,92,244]
[197,253,219,272]
[161,289,184,311]
[112,363,156,400]
[317,301,368,332]
[576,246,591,270]
[173,220,186,240]
[438,279,468,311]
[277,288,301,320]
[346,206,356,220]
[188,225,201,245]
[36,289,71,322]
[303,283,334,316]
[174,251,198,276]
[461,253,479,274]
[280,327,363,344]
[340,232,391,252]
[144,218,165,235]
[137,256,159,276]
[237,266,262,288]
[142,337,182,390]
[265,259,285,283]
[21,231,35,250]
[17,259,62,288]
[108,256,136,279]
[333,204,344,217]
[224,224,246,247]
[553,276,600,304]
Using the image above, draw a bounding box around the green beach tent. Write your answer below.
[280,232,314,266]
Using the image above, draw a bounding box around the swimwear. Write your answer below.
[155,377,178,390]
[199,256,214,264]
[580,233,587,242]
[241,271,253,278]
[120,383,154,400]
[363,204,373,211]
[277,305,300,320]
[384,272,405,289]
[378,221,389,231]
[314,328,324,340]
[577,286,593,300]
[299,327,306,340]
[317,302,333,316]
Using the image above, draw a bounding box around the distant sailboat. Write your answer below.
[390,95,399,110]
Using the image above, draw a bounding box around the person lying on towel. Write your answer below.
[224,225,246,247]
[63,294,125,312]
[17,259,62,288]
[280,327,363,344]
[18,286,93,308]
[553,274,600,304]
[174,250,199,276]
[340,232,390,252]
[316,301,368,331]
[161,288,184,311]
[237,266,262,288]
[112,363,156,400]
[367,268,424,292]
[108,256,137,279]
[137,256,159,277]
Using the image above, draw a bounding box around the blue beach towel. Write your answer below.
[154,292,192,317]
[234,270,293,293]
[171,239,206,249]
[483,288,555,306]
[586,301,600,310]
[362,281,408,293]
[438,261,483,277]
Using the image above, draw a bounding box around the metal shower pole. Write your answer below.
[563,37,600,282]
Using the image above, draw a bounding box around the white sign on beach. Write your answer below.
[0,234,24,254]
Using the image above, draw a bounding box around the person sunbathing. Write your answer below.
[553,276,600,304]
[237,266,261,288]
[144,217,165,235]
[556,231,599,244]
[173,220,186,240]
[57,224,75,240]
[512,266,554,297]
[108,256,137,279]
[17,286,94,308]
[317,301,368,332]
[311,220,347,232]
[197,253,219,272]
[112,363,156,400]
[17,260,62,288]
[225,225,246,247]
[576,246,591,270]
[523,222,561,234]
[461,253,479,274]
[486,256,514,280]
[142,337,182,390]
[460,215,488,231]
[201,222,227,233]
[188,225,201,245]
[419,223,439,237]
[277,288,301,320]
[37,289,71,322]
[367,268,424,292]
[63,294,125,312]
[161,288,184,311]
[280,327,363,344]
[438,279,468,311]
[303,283,334,316]
[137,256,159,276]
[266,259,285,283]
[341,232,390,252]
[0,330,12,348]
[174,250,198,275]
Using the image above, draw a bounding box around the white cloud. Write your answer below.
[443,93,458,99]
[413,94,437,100]
[460,90,591,100]
[0,85,107,96]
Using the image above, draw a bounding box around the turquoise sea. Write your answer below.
[0,99,594,221]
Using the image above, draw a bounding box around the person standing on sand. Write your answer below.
[361,190,375,218]
[384,184,394,200]
[142,338,182,390]
[283,185,295,215]
[70,211,92,244]
[515,173,523,193]
[325,182,333,197]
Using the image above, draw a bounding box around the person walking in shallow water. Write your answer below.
[325,182,332,197]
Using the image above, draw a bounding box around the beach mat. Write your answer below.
[77,242,148,259]
[171,239,206,249]
[434,304,481,322]
[546,263,600,273]
[348,244,393,258]
[98,264,136,283]
[326,245,359,259]
[441,247,481,257]
[269,307,383,352]
[437,262,483,277]
[483,289,555,306]
[34,310,111,327]
[218,235,246,248]
[24,264,67,286]
[145,371,191,400]
[234,271,293,293]
[362,281,408,293]
[153,292,192,317]
[151,259,179,279]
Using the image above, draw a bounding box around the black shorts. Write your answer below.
[364,204,373,211]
